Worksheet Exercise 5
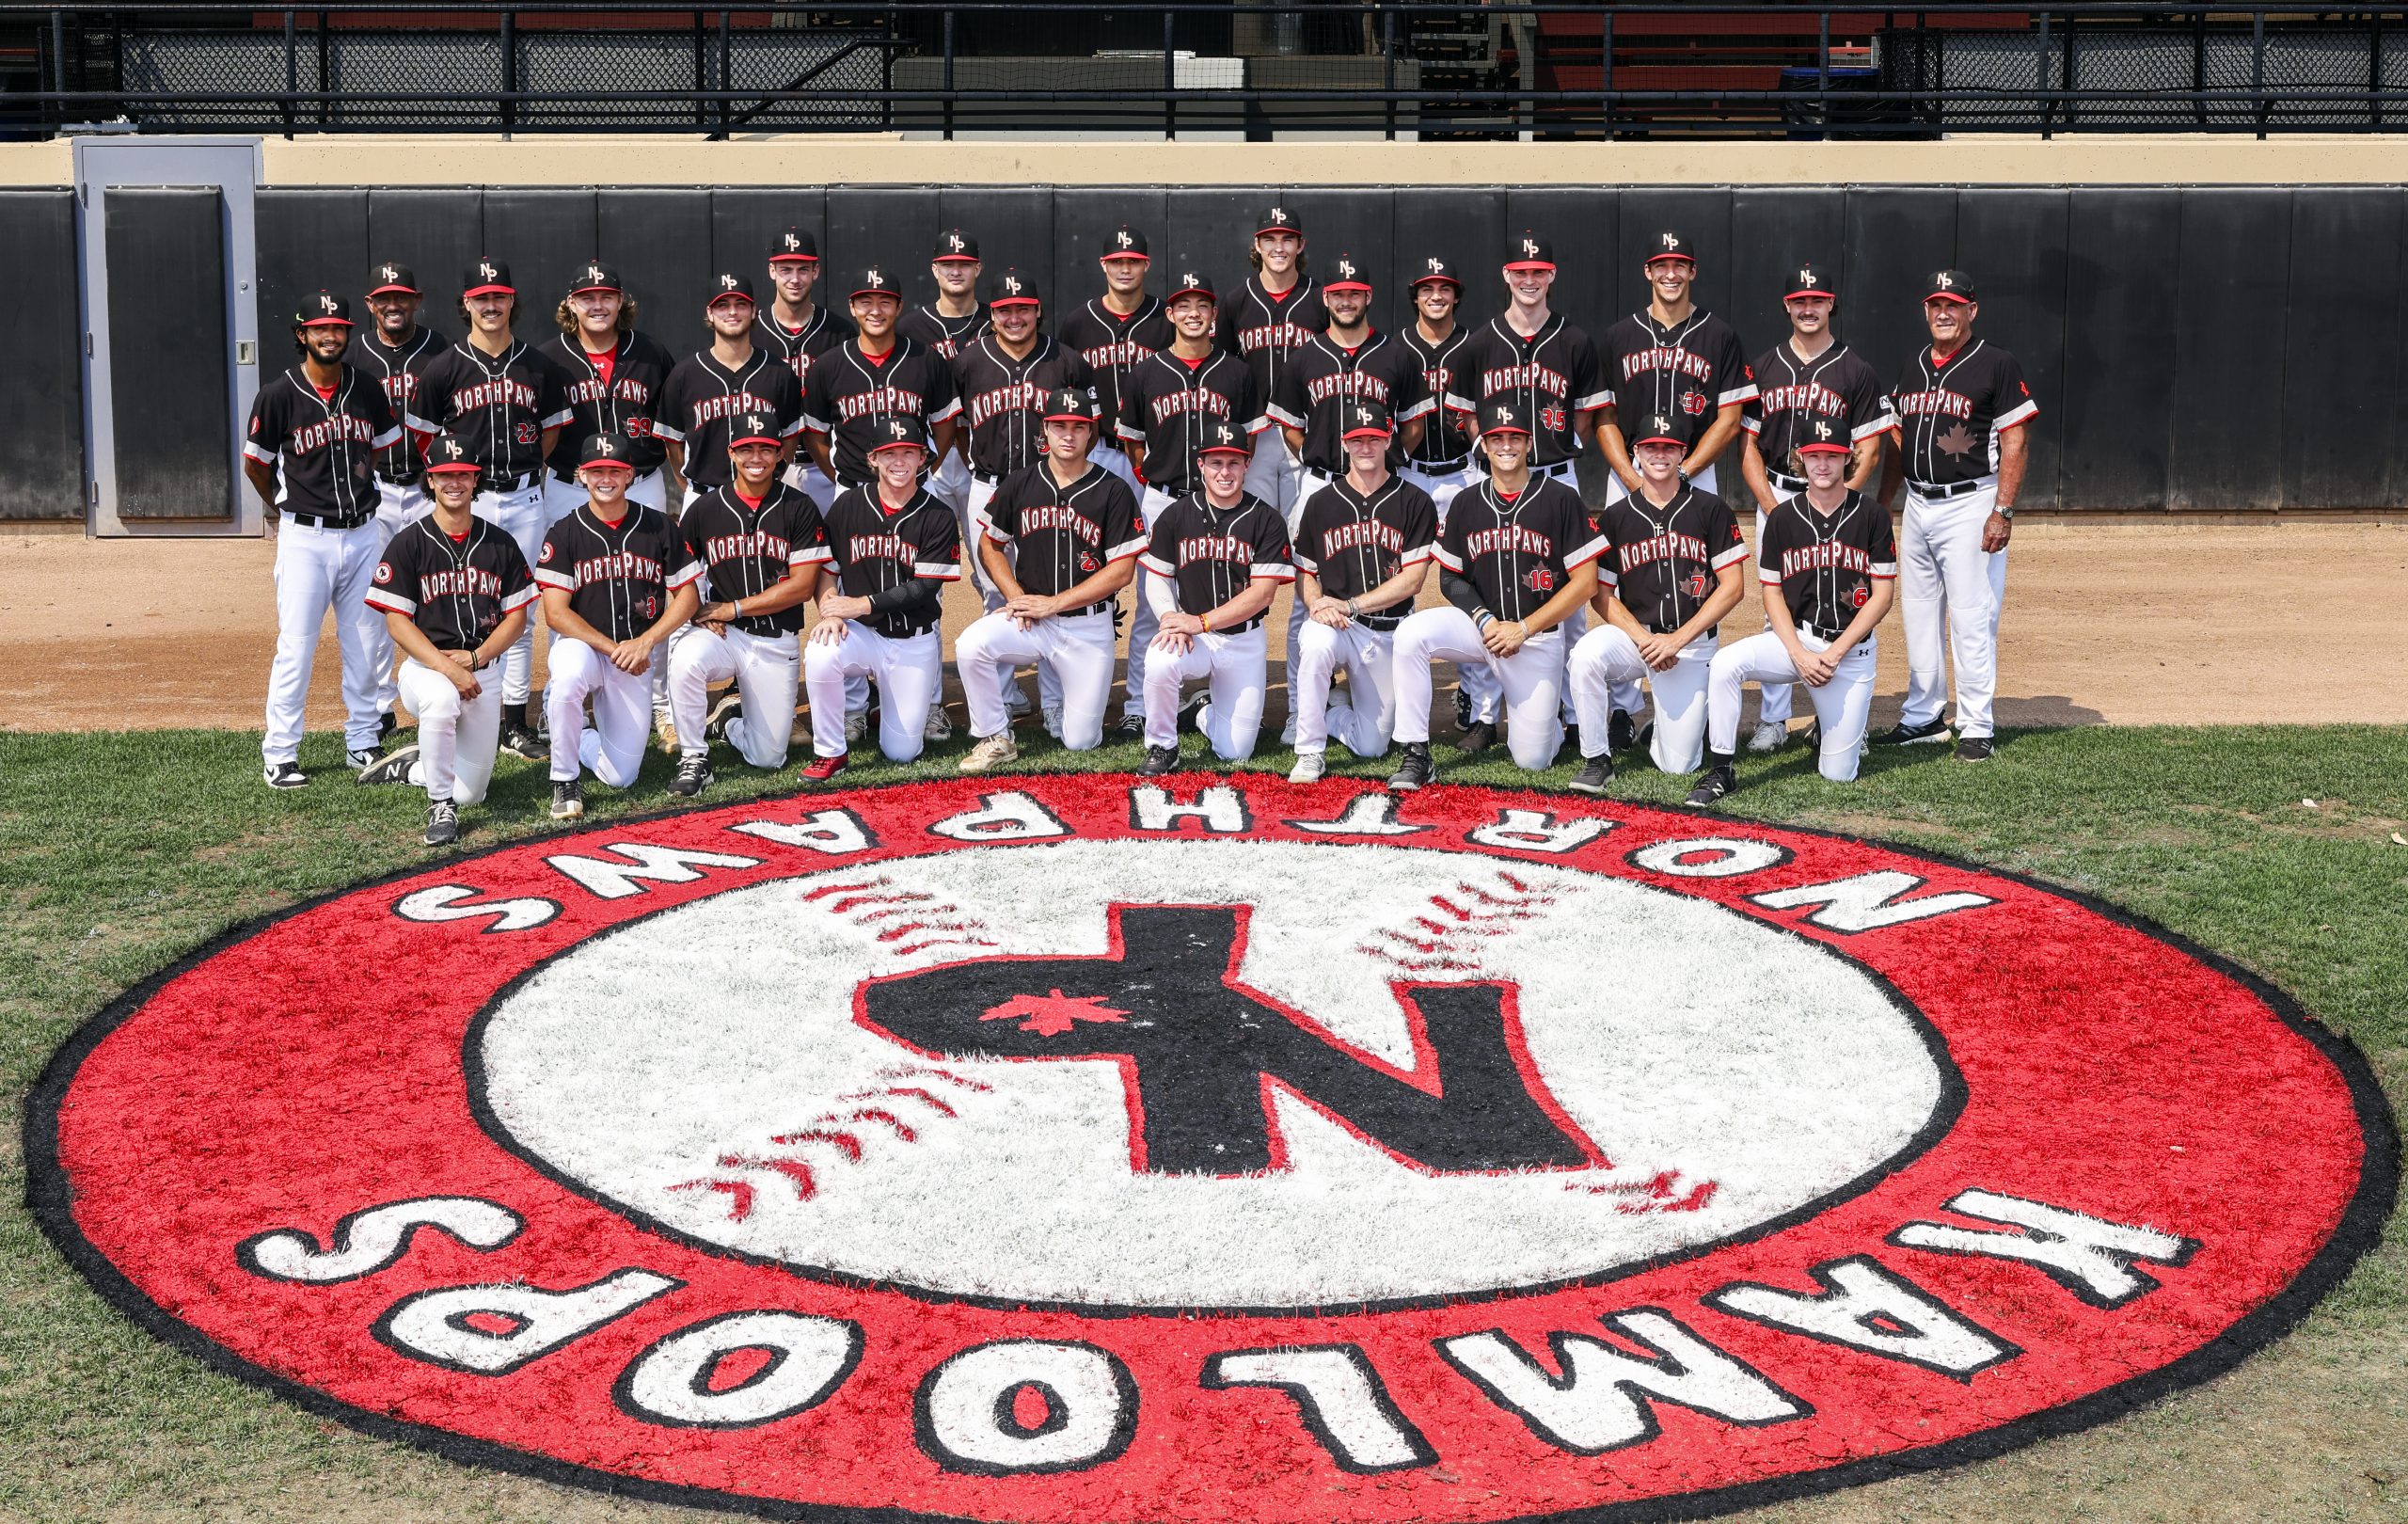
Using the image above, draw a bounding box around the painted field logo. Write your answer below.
[28,775,2394,1523]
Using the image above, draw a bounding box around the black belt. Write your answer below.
[972,469,999,485]
[1055,605,1114,620]
[1906,477,1991,500]
[482,471,536,493]
[374,472,423,489]
[1354,611,1404,632]
[1799,620,1849,641]
[1407,452,1472,475]
[1767,469,1807,492]
[1530,460,1577,481]
[282,509,373,530]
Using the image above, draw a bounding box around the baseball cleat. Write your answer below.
[1880,716,1953,746]
[1684,766,1735,808]
[800,753,850,783]
[1177,689,1212,734]
[262,761,309,790]
[1138,744,1180,776]
[499,722,547,763]
[379,711,399,741]
[655,709,681,755]
[669,754,714,797]
[1117,708,1148,735]
[1567,755,1614,795]
[422,799,460,848]
[958,734,1020,774]
[1003,685,1033,716]
[1387,742,1434,793]
[924,705,955,743]
[1454,688,1475,731]
[1956,735,1995,762]
[843,708,869,745]
[345,748,382,771]
[703,691,744,743]
[1278,714,1299,746]
[1748,721,1791,754]
[549,779,584,819]
[1287,751,1326,785]
[1608,709,1638,756]
[1041,706,1064,741]
[356,743,420,786]
[1456,720,1497,755]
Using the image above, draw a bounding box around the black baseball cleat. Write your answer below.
[1956,735,1995,762]
[1633,722,1656,762]
[1684,765,1735,808]
[500,722,548,762]
[422,799,460,848]
[549,779,584,820]
[1608,709,1638,756]
[1567,755,1614,794]
[1879,716,1953,746]
[379,711,399,741]
[1177,688,1212,734]
[1138,744,1180,776]
[669,754,714,797]
[1457,720,1497,755]
[356,743,420,786]
[1388,741,1434,793]
[1453,688,1475,731]
[703,691,744,743]
[262,761,309,790]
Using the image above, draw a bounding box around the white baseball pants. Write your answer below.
[1600,461,1720,719]
[781,459,841,510]
[805,625,942,762]
[1900,484,2005,740]
[471,482,551,707]
[668,625,800,770]
[958,610,1116,750]
[962,476,1006,613]
[1124,484,1180,720]
[1751,507,1798,728]
[1143,625,1268,759]
[1569,626,1717,774]
[395,657,503,804]
[263,518,386,767]
[545,639,653,787]
[369,481,432,718]
[1291,618,1397,758]
[1404,461,1498,726]
[1709,628,1877,782]
[1393,607,1566,772]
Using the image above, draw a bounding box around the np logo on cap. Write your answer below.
[933,230,981,262]
[424,433,481,473]
[853,267,895,300]
[580,431,638,471]
[1633,413,1684,448]
[707,273,755,310]
[367,262,419,297]
[1798,416,1852,454]
[1043,387,1099,423]
[1198,421,1250,455]
[570,262,621,296]
[1325,255,1372,294]
[728,412,783,449]
[1785,262,1833,300]
[1926,268,1977,304]
[1413,255,1460,288]
[462,258,515,298]
[1341,401,1392,439]
[1257,205,1301,236]
[296,290,355,327]
[1480,398,1529,437]
[987,269,1041,307]
[1105,226,1149,260]
[870,416,928,454]
[1170,270,1215,301]
[1649,230,1696,265]
[1505,232,1555,271]
[770,228,819,263]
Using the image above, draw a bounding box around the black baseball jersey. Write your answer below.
[534,504,703,643]
[895,303,990,361]
[1116,351,1263,498]
[1226,276,1328,406]
[1266,332,1433,472]
[953,335,1096,478]
[1759,490,1898,631]
[1056,296,1175,432]
[1399,321,1479,465]
[1603,310,1758,456]
[680,482,832,637]
[543,330,677,481]
[1292,475,1438,605]
[1596,484,1750,634]
[802,340,964,487]
[753,304,856,392]
[1448,316,1610,468]
[1890,341,2038,489]
[1432,476,1604,623]
[348,325,449,484]
[364,514,538,649]
[819,484,962,638]
[1139,493,1292,631]
[1742,341,1893,471]
[245,365,402,520]
[407,341,573,483]
[984,461,1145,613]
[655,349,804,490]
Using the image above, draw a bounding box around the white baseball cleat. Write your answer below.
[1747,721,1791,754]
[1287,750,1326,784]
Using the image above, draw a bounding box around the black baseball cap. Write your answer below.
[728,411,784,449]
[1340,400,1393,440]
[1505,231,1555,271]
[1478,397,1532,437]
[1795,416,1852,455]
[1102,226,1150,262]
[423,433,481,474]
[295,290,355,327]
[569,261,622,296]
[1043,387,1101,424]
[580,431,640,471]
[462,257,514,298]
[1926,269,1976,304]
[986,268,1042,308]
[1324,253,1373,294]
[769,227,820,264]
[1411,256,1462,289]
[1197,421,1251,456]
[1168,269,1217,303]
[367,261,419,297]
[1256,203,1302,237]
[933,229,980,262]
[706,272,756,309]
[1784,262,1835,301]
[868,415,930,454]
[1628,413,1686,450]
[1646,230,1696,266]
[851,266,900,301]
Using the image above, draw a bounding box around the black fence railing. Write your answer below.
[7,3,2408,139]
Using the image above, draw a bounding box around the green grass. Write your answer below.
[2,722,2403,1523]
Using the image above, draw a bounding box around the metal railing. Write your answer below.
[7,3,2408,138]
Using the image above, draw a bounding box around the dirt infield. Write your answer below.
[4,519,2404,733]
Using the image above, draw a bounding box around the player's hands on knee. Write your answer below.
[821,594,873,622]
[1798,649,1838,687]
[1308,595,1352,628]
[1482,619,1527,658]
[1152,631,1192,657]
[611,638,653,676]
[1638,632,1681,671]
[811,617,850,646]
[1006,593,1054,622]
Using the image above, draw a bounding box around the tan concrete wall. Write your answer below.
[6,133,2408,187]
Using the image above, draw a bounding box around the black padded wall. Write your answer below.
[108,187,230,520]
[0,190,86,520]
[2289,189,2400,510]
[2062,188,2180,510]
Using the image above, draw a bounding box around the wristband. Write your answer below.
[1473,611,1495,631]
[1201,610,1213,633]
[731,596,744,618]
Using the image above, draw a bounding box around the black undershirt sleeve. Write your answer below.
[866,578,942,616]
[1441,567,1490,623]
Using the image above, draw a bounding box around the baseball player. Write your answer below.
[1230,204,1327,517]
[662,411,831,796]
[404,257,573,763]
[1286,400,1436,783]
[351,260,448,729]
[1389,397,1603,788]
[534,432,702,819]
[800,415,961,781]
[900,229,991,519]
[543,260,674,519]
[1692,426,1895,805]
[1878,270,2036,764]
[656,273,804,510]
[1055,224,1170,499]
[755,226,857,507]
[355,433,538,845]
[1135,420,1293,773]
[952,267,1095,611]
[955,387,1144,770]
[1736,261,1893,754]
[1564,413,1751,795]
[1397,255,1495,748]
[245,291,404,789]
[1114,270,1266,735]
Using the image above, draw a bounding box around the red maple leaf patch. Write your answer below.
[980,989,1131,1037]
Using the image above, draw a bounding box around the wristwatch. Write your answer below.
[1995,503,2016,521]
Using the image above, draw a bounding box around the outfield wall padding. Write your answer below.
[0,191,87,522]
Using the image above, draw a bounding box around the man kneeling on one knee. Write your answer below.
[1565,412,1751,794]
[1689,420,1895,806]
